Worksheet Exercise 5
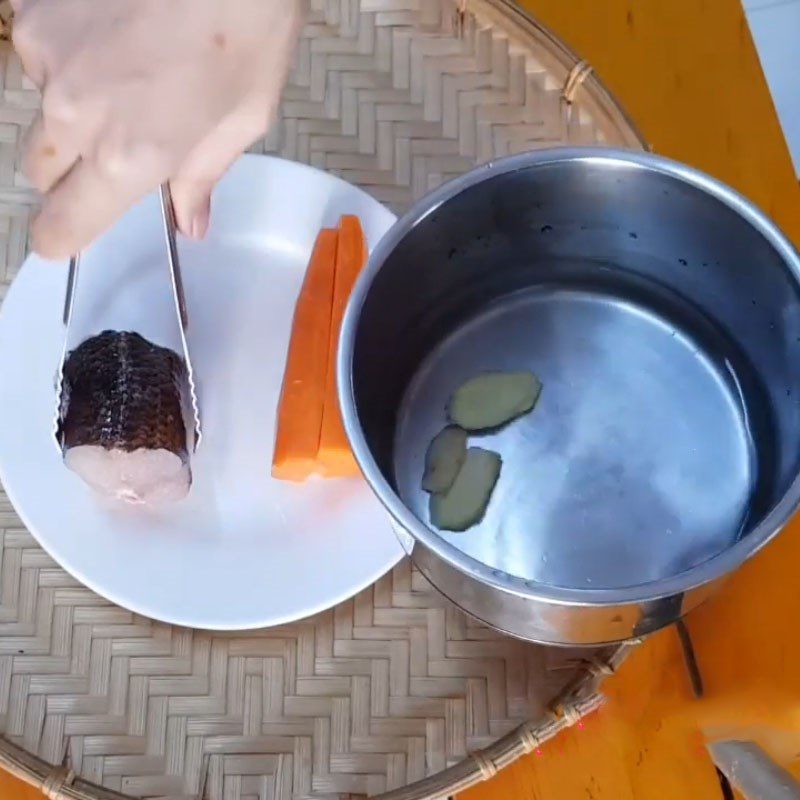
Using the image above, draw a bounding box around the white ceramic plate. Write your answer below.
[0,154,403,629]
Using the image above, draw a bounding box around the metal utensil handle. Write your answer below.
[158,181,202,447]
[708,740,800,800]
[54,254,80,450]
[159,183,189,331]
[62,254,79,327]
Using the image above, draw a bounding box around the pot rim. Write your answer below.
[338,146,800,607]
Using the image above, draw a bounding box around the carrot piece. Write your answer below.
[272,228,338,482]
[317,215,369,477]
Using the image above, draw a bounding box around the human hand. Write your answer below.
[12,0,301,258]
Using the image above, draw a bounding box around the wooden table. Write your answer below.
[4,1,800,798]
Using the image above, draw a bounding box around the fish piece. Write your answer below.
[430,447,502,532]
[58,330,192,504]
[422,425,467,494]
[448,371,542,431]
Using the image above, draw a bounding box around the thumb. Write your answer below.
[170,98,273,239]
[170,178,212,241]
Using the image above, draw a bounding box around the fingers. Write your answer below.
[29,95,273,255]
[170,99,270,239]
[24,66,105,193]
[23,115,80,193]
[12,21,46,88]
[31,156,155,259]
[11,0,62,89]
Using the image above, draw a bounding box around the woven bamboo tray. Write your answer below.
[0,1,646,798]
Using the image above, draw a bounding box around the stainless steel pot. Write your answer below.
[338,148,800,646]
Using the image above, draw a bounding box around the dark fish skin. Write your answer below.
[58,330,189,457]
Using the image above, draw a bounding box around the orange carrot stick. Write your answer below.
[317,216,369,477]
[272,228,338,482]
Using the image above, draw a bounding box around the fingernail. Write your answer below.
[190,202,210,240]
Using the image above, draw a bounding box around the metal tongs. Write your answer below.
[53,183,202,450]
